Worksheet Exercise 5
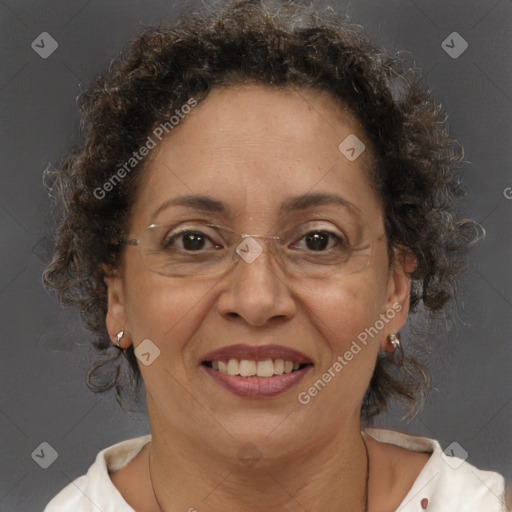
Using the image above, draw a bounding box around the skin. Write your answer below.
[105,85,430,512]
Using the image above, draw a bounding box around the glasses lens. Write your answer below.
[135,219,380,279]
[138,223,230,278]
[275,222,375,278]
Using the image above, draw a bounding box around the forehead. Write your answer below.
[130,85,383,230]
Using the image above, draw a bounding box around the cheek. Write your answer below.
[122,253,210,354]
[299,270,389,351]
[295,273,388,414]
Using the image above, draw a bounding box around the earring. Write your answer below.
[116,330,124,347]
[389,333,401,351]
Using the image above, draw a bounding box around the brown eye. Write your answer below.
[180,232,208,251]
[304,232,330,251]
[294,230,346,252]
[163,230,219,252]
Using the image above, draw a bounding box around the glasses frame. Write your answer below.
[119,221,381,279]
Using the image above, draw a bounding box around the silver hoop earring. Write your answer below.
[116,330,124,346]
[389,333,401,351]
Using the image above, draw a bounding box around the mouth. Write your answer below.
[200,344,314,398]
[202,359,311,377]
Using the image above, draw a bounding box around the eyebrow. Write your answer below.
[150,192,360,221]
[151,195,229,221]
[279,192,361,215]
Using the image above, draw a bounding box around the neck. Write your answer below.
[147,419,370,512]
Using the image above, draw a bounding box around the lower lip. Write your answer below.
[202,365,312,398]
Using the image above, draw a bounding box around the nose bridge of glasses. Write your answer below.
[240,232,281,241]
[228,229,282,265]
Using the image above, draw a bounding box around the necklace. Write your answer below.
[148,449,166,512]
[148,437,370,512]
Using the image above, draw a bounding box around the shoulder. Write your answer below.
[364,427,507,512]
[44,435,151,512]
[426,452,506,511]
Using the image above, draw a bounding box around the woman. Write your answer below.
[42,1,508,510]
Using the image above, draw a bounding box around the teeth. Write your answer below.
[257,359,274,377]
[239,359,257,377]
[273,359,284,374]
[227,358,239,376]
[211,358,304,377]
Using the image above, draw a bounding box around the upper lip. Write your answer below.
[200,344,313,364]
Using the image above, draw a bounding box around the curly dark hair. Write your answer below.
[42,0,480,422]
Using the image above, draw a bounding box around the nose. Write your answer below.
[216,238,297,327]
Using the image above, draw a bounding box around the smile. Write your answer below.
[202,358,310,377]
[200,344,314,398]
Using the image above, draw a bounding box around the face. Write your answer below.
[106,84,411,463]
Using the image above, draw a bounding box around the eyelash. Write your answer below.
[163,230,220,251]
[292,230,347,251]
[162,227,348,252]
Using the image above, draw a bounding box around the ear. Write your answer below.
[104,267,131,349]
[380,249,416,353]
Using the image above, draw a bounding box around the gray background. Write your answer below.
[0,0,510,510]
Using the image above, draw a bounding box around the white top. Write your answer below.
[44,428,508,511]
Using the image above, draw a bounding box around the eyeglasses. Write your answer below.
[119,220,384,279]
